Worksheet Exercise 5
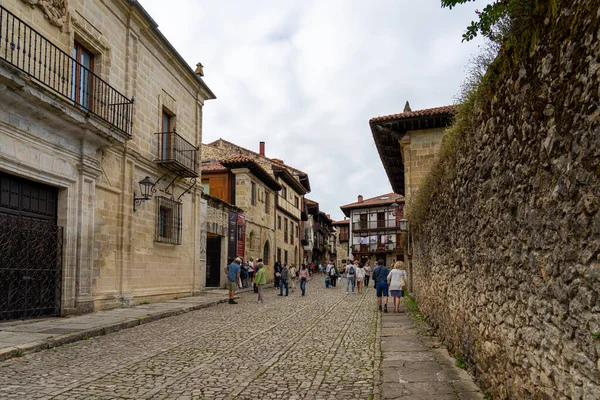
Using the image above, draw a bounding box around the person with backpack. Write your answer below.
[278,263,289,296]
[299,264,309,296]
[329,263,338,287]
[345,260,357,294]
[372,259,390,312]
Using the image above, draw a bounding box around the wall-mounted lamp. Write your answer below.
[133,176,155,212]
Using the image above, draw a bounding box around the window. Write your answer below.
[284,218,288,243]
[264,192,269,213]
[277,216,282,229]
[281,186,287,199]
[263,241,270,264]
[277,248,281,263]
[296,225,299,238]
[72,41,94,110]
[284,250,288,265]
[290,222,294,245]
[251,182,256,206]
[294,196,299,208]
[202,181,210,195]
[155,196,182,245]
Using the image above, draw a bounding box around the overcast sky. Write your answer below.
[138,0,487,221]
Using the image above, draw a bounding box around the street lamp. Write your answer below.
[133,176,155,212]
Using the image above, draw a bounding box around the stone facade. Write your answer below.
[410,1,600,398]
[0,0,214,316]
[400,127,445,205]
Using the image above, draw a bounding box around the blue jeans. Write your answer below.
[279,279,289,296]
[346,276,355,293]
[300,278,307,295]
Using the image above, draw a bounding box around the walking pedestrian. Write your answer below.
[364,262,371,287]
[299,264,309,296]
[274,261,282,288]
[372,259,390,312]
[289,264,297,292]
[254,261,266,303]
[356,262,366,294]
[279,263,289,296]
[387,261,409,313]
[248,258,255,286]
[345,260,357,294]
[329,264,337,287]
[225,257,241,304]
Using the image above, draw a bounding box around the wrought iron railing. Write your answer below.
[0,6,133,136]
[352,242,402,253]
[0,214,63,320]
[352,219,402,231]
[155,196,182,245]
[155,130,199,178]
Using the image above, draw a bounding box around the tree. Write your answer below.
[441,0,511,42]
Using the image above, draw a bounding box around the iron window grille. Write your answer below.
[0,6,133,136]
[155,196,182,245]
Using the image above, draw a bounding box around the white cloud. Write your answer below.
[138,0,489,220]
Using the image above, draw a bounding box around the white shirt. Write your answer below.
[387,269,408,291]
[356,267,366,280]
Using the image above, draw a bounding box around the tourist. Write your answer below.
[387,261,408,313]
[254,261,266,303]
[274,261,282,288]
[299,264,309,296]
[329,264,338,287]
[356,262,366,294]
[240,260,249,288]
[279,263,289,296]
[364,262,371,287]
[372,259,389,312]
[289,264,297,292]
[345,260,357,294]
[225,257,241,304]
[248,257,255,286]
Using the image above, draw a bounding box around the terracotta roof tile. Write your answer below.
[333,219,350,225]
[340,192,404,210]
[369,105,457,124]
[201,161,227,172]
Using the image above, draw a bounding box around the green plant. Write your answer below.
[592,331,600,340]
[139,301,150,305]
[484,390,493,400]
[455,351,467,370]
[99,328,107,336]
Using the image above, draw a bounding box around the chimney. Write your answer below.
[259,141,265,156]
[358,195,363,203]
[403,101,411,113]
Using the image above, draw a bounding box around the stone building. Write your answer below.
[332,219,350,269]
[340,193,406,267]
[304,198,335,266]
[370,103,456,204]
[200,156,281,284]
[0,0,214,320]
[202,140,311,269]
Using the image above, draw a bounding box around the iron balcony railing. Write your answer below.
[155,131,199,178]
[0,6,133,136]
[352,242,402,253]
[352,219,403,231]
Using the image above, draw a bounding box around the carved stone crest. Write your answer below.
[22,0,68,29]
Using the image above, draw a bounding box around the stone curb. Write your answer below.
[0,297,230,363]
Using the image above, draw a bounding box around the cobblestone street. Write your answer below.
[0,281,378,399]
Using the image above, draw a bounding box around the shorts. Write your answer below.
[390,290,404,298]
[375,281,389,297]
[226,281,237,291]
[248,271,255,278]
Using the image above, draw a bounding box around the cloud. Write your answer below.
[138,0,488,220]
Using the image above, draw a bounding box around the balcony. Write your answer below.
[0,6,133,137]
[155,131,199,178]
[352,242,403,254]
[352,219,402,231]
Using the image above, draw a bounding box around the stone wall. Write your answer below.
[411,1,599,399]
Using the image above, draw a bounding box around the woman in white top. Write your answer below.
[355,263,366,294]
[387,261,408,313]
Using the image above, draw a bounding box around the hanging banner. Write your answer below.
[228,211,237,261]
[237,214,246,258]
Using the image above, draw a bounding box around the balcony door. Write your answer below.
[161,111,172,161]
[72,42,94,111]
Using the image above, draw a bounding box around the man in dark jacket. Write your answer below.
[372,259,389,312]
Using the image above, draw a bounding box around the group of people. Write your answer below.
[273,262,311,297]
[225,257,408,312]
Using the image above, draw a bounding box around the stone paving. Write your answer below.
[0,279,483,399]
